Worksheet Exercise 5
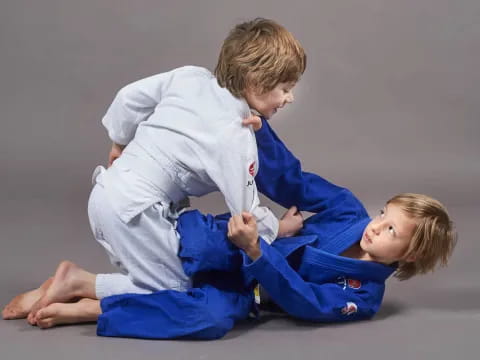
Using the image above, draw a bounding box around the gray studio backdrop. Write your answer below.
[2,0,478,209]
[1,0,479,358]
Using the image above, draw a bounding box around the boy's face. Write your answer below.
[359,203,417,265]
[244,82,295,119]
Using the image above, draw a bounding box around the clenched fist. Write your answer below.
[242,114,262,131]
[227,212,261,260]
[278,206,304,238]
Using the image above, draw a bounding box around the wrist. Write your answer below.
[278,220,286,237]
[244,241,261,261]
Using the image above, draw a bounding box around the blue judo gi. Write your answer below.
[97,119,396,340]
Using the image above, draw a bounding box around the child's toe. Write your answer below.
[37,304,59,320]
[37,317,54,329]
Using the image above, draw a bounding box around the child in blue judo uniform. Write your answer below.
[2,119,456,339]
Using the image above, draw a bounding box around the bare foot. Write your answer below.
[27,261,96,325]
[2,278,53,320]
[36,298,101,329]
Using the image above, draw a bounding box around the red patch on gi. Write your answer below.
[341,302,358,316]
[347,279,361,289]
[249,162,256,176]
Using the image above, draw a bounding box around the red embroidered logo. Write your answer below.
[341,302,358,316]
[347,279,362,290]
[249,162,256,176]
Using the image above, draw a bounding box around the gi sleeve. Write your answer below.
[101,70,175,145]
[176,211,243,276]
[204,126,279,244]
[97,284,253,340]
[254,118,348,213]
[242,239,378,322]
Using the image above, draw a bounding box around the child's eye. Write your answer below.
[379,209,385,217]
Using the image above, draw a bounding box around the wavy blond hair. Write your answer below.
[215,18,306,97]
[388,193,457,281]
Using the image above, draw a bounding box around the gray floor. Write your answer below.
[1,198,478,360]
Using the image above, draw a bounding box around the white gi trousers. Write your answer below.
[88,167,192,299]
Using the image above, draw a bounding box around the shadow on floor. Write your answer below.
[223,300,408,339]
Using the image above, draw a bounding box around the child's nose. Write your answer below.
[371,223,381,235]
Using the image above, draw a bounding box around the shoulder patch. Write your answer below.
[341,302,358,316]
[347,279,362,289]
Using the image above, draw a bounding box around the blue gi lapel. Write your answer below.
[299,246,396,283]
[271,234,318,258]
[320,218,370,255]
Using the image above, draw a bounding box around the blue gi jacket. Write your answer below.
[97,119,396,340]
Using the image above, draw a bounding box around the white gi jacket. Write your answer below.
[100,66,279,243]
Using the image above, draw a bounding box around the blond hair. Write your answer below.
[387,193,457,281]
[215,18,306,97]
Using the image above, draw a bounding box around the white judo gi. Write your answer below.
[89,66,279,298]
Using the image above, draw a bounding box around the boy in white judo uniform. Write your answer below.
[17,18,306,320]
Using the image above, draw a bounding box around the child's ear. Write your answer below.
[404,254,416,263]
[244,75,262,95]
